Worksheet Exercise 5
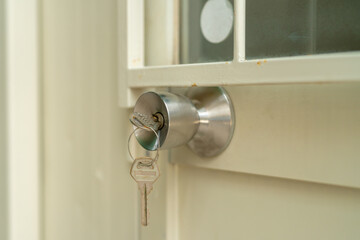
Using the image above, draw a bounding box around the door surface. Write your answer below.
[42,0,360,240]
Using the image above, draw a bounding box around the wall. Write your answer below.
[0,0,8,238]
[42,0,137,239]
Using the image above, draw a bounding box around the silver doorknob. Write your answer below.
[133,87,235,157]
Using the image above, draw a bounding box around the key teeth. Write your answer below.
[142,220,148,227]
[137,185,153,193]
[147,185,154,193]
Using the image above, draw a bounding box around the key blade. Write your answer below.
[141,184,148,226]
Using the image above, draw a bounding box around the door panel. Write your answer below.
[178,165,360,240]
[170,83,360,239]
[173,83,360,188]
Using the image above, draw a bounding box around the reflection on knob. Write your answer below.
[133,87,235,158]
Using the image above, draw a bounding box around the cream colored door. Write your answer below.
[42,1,137,239]
[168,84,360,239]
[41,0,360,240]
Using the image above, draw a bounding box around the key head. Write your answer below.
[130,157,160,184]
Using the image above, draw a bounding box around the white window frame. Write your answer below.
[118,0,360,107]
[4,0,40,240]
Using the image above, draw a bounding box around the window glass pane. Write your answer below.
[316,0,360,54]
[246,0,360,59]
[246,0,313,59]
[180,0,234,64]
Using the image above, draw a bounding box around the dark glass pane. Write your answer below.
[246,0,313,59]
[316,0,360,54]
[246,0,360,59]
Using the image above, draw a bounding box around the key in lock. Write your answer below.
[133,87,235,157]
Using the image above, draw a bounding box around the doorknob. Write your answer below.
[133,87,235,157]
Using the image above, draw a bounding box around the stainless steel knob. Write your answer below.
[133,87,235,157]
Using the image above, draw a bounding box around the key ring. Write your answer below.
[127,125,160,166]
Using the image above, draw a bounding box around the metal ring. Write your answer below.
[127,125,160,164]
